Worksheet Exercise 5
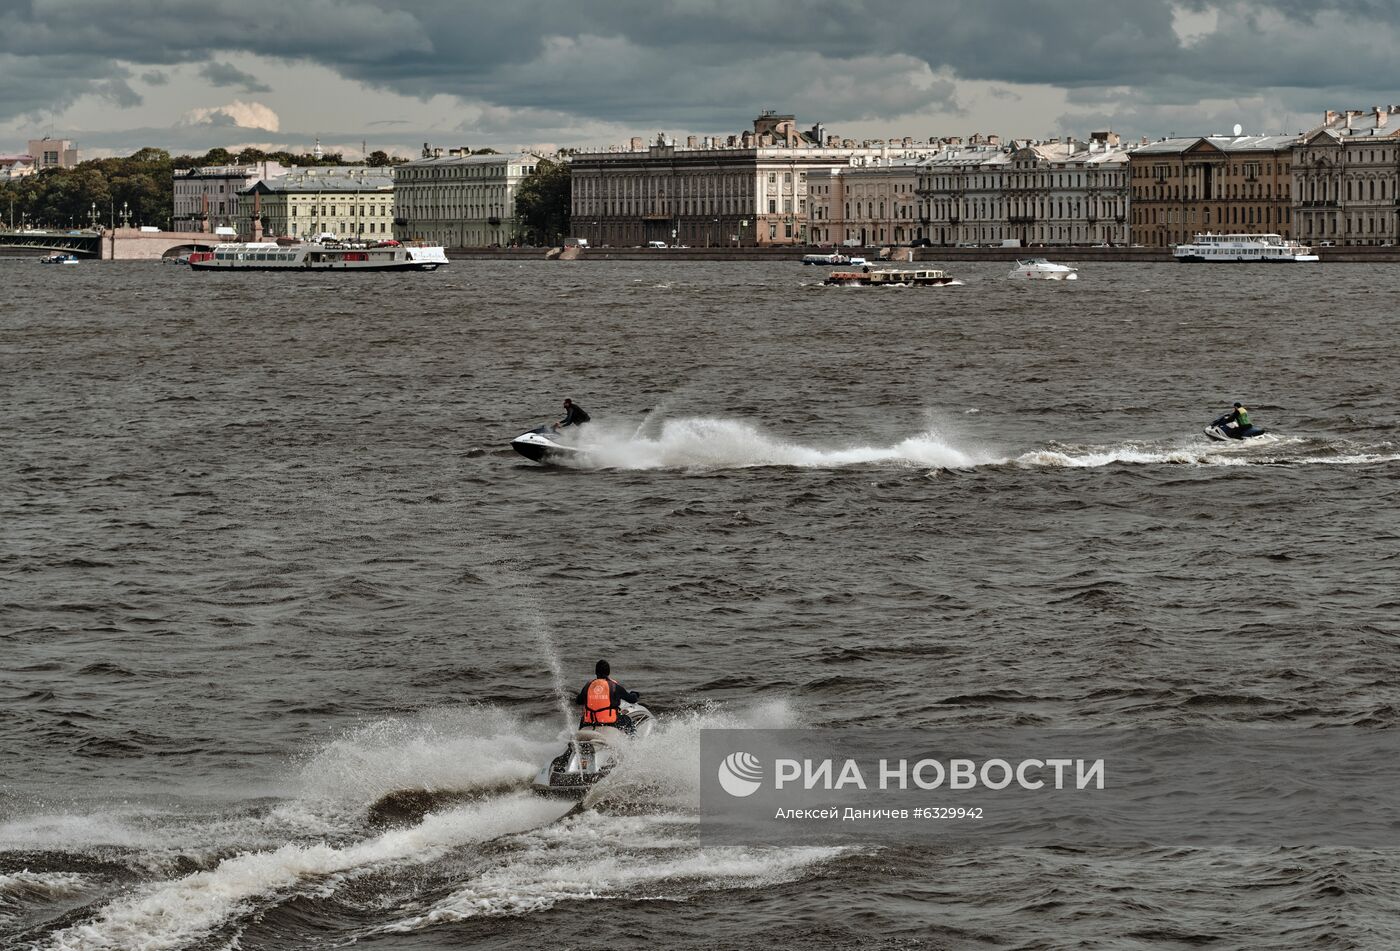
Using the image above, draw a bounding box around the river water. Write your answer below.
[3,258,1399,950]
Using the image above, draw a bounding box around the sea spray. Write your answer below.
[478,565,578,746]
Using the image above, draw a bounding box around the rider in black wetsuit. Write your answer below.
[554,398,590,431]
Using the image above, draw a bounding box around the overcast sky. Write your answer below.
[1,0,1395,159]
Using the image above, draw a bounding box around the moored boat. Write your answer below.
[1173,232,1318,263]
[188,239,448,271]
[823,266,958,287]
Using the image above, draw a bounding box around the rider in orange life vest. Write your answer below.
[576,659,640,732]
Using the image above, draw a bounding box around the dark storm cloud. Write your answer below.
[5,1,1400,133]
[198,61,272,93]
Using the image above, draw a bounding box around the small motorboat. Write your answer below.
[509,425,589,464]
[1009,258,1077,280]
[1204,414,1267,441]
[40,253,80,265]
[531,701,654,797]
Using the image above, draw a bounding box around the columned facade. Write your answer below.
[393,150,540,247]
[1129,135,1296,248]
[569,114,938,248]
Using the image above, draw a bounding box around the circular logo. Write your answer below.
[717,751,763,798]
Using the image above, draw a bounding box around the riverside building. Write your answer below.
[1292,107,1400,246]
[173,162,287,233]
[392,148,542,247]
[807,159,922,247]
[237,166,395,241]
[568,111,940,248]
[912,132,1130,247]
[1128,133,1297,248]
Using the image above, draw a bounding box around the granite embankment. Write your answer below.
[445,245,1400,262]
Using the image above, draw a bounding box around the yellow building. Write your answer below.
[237,167,396,241]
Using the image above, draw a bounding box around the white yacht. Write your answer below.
[188,239,448,272]
[1009,258,1078,280]
[1173,233,1318,263]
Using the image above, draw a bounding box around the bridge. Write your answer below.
[0,228,221,260]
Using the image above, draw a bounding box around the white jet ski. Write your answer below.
[1204,413,1267,442]
[510,425,589,464]
[531,701,654,797]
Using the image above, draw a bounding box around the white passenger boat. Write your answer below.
[1009,258,1078,280]
[802,252,850,265]
[1172,233,1318,263]
[188,240,448,271]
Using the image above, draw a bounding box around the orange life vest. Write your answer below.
[582,677,618,724]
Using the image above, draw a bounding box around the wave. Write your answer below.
[1013,435,1400,469]
[564,417,990,470]
[541,416,1400,473]
[31,699,843,949]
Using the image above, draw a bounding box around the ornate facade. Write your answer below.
[1128,134,1296,248]
[807,160,921,246]
[568,112,939,247]
[913,133,1130,247]
[1292,107,1400,246]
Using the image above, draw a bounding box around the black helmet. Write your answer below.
[1233,402,1242,408]
[595,659,610,678]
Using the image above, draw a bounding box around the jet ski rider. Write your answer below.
[576,659,639,733]
[553,398,590,432]
[1225,402,1252,434]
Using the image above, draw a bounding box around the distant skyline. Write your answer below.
[2,1,1396,159]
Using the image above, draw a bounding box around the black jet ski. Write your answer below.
[1204,414,1267,441]
[531,701,654,797]
[510,425,589,464]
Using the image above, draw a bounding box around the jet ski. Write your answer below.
[510,425,589,464]
[1204,414,1267,441]
[531,701,654,797]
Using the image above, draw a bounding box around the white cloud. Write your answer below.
[178,99,280,131]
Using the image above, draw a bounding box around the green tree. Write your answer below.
[367,150,392,167]
[514,158,570,246]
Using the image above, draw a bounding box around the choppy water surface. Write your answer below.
[3,258,1399,950]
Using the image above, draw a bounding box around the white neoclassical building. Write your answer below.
[393,149,542,247]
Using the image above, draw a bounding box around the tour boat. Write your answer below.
[802,252,850,265]
[823,267,959,287]
[188,240,448,271]
[39,252,80,264]
[1009,258,1078,280]
[1172,233,1318,263]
